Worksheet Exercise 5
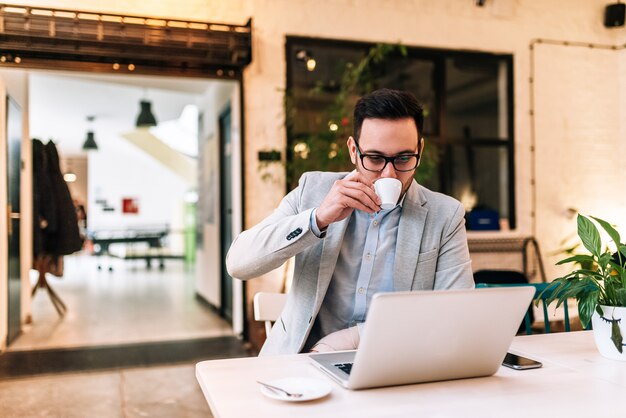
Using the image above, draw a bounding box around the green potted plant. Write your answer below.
[542,214,626,360]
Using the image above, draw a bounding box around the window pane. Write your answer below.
[289,42,367,136]
[286,37,514,228]
[447,145,510,230]
[445,57,508,141]
[370,56,438,136]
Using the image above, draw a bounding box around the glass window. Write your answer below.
[286,37,515,230]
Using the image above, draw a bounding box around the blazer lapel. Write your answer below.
[394,182,428,292]
[313,216,350,313]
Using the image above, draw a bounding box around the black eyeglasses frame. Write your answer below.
[354,141,420,172]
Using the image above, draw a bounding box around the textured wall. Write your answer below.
[534,45,625,279]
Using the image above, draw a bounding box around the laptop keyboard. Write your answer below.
[334,362,353,375]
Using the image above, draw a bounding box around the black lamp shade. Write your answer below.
[604,3,625,27]
[136,100,157,127]
[82,131,98,150]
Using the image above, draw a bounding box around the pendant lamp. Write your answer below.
[82,115,98,150]
[82,131,98,150]
[136,100,157,127]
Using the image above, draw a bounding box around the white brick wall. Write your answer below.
[534,45,625,278]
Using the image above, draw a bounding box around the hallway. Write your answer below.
[0,254,251,417]
[11,254,233,351]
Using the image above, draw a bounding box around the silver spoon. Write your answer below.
[257,380,303,398]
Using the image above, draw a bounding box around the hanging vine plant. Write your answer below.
[283,42,439,190]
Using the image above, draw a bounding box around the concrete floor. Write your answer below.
[11,254,233,351]
[0,363,212,417]
[1,253,238,416]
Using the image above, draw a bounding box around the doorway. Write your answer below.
[0,69,243,353]
[0,4,250,356]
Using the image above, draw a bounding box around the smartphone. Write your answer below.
[502,352,543,370]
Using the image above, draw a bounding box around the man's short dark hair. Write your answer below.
[353,88,424,142]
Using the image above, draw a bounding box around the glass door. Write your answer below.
[6,95,22,344]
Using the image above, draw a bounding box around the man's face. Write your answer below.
[347,117,423,198]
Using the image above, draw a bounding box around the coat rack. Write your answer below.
[32,255,67,316]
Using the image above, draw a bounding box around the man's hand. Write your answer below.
[309,326,361,353]
[315,172,381,230]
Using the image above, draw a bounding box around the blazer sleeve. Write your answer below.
[432,202,474,290]
[226,173,324,280]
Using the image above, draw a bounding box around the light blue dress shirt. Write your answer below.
[304,201,403,350]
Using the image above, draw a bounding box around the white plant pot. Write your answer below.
[591,305,626,361]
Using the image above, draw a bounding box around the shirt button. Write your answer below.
[358,287,365,294]
[373,220,378,226]
[365,253,372,260]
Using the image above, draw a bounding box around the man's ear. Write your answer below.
[347,136,357,165]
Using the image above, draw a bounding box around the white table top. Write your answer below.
[196,331,626,418]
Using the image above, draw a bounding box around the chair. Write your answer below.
[253,292,288,336]
[468,237,548,283]
[476,282,582,334]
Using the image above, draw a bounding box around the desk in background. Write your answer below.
[89,227,182,270]
[196,332,623,418]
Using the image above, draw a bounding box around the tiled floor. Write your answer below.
[0,363,213,417]
[0,254,245,416]
[11,254,233,351]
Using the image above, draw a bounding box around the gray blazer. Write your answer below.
[226,172,474,355]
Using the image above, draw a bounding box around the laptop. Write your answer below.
[309,286,534,390]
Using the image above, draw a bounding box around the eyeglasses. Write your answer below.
[354,141,420,172]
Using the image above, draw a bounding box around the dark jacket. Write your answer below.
[33,139,82,256]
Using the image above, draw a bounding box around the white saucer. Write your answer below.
[259,377,332,402]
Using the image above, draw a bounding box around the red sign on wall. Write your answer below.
[122,198,139,214]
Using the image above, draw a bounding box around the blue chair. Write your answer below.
[476,282,581,334]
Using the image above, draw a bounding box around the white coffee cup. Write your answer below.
[374,178,402,210]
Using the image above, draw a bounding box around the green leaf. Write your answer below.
[612,320,623,353]
[537,280,569,304]
[569,269,604,279]
[620,245,626,259]
[577,214,602,258]
[608,260,625,276]
[598,252,612,271]
[556,254,596,266]
[577,290,599,327]
[591,217,621,248]
[616,289,626,307]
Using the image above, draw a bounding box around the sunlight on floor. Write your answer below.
[10,254,233,351]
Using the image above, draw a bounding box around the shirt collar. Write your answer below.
[397,191,407,207]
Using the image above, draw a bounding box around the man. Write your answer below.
[227,89,474,356]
